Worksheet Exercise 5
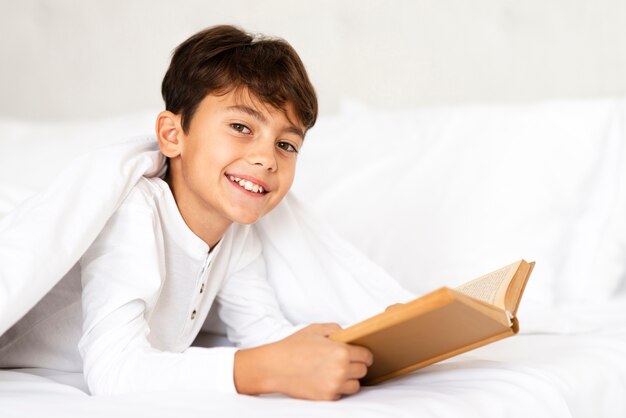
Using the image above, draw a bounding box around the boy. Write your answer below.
[0,25,372,401]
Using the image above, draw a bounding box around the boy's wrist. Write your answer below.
[233,345,277,395]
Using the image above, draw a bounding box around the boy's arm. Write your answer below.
[78,203,238,396]
[216,228,376,400]
[216,258,307,348]
[79,201,373,400]
[214,227,307,348]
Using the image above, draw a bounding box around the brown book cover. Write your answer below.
[328,259,535,385]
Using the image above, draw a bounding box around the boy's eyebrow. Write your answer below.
[226,105,304,138]
[283,124,305,139]
[227,105,267,123]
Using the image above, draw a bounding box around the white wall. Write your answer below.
[1,0,625,120]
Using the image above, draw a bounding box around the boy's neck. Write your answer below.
[165,168,231,250]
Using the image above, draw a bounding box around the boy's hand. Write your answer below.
[234,323,373,401]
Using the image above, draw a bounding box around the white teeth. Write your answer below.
[229,175,265,193]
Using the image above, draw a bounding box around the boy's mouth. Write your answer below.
[226,174,269,195]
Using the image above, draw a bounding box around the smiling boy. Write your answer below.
[158,90,303,246]
[0,25,373,401]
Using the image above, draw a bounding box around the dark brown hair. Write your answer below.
[162,25,318,134]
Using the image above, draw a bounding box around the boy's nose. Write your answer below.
[247,140,277,172]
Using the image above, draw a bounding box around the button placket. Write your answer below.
[199,253,211,294]
[191,253,211,321]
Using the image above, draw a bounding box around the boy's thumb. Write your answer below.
[306,322,343,336]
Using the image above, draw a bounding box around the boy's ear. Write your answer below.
[155,111,183,158]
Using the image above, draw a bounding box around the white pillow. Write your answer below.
[581,102,626,300]
[292,98,626,306]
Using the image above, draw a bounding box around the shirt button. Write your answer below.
[200,283,205,294]
[191,310,197,320]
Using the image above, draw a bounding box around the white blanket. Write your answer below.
[0,135,414,336]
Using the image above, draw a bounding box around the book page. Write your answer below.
[454,263,518,306]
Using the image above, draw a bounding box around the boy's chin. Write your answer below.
[234,218,260,225]
[230,201,281,225]
[230,211,264,225]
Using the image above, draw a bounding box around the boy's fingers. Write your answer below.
[339,379,361,395]
[346,362,369,379]
[314,322,343,336]
[348,345,374,366]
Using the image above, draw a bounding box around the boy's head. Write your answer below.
[156,25,318,244]
[161,25,317,135]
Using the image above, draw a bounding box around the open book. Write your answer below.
[329,259,535,385]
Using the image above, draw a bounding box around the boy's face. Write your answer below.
[160,90,305,230]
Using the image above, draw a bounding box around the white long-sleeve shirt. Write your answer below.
[0,176,305,395]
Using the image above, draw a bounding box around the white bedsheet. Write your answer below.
[2,303,625,418]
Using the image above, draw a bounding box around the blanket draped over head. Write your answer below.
[0,136,414,336]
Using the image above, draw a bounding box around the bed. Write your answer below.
[1,96,625,417]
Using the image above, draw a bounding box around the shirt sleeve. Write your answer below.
[78,199,238,396]
[215,227,308,349]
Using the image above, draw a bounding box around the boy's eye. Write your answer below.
[277,141,298,153]
[230,123,251,134]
